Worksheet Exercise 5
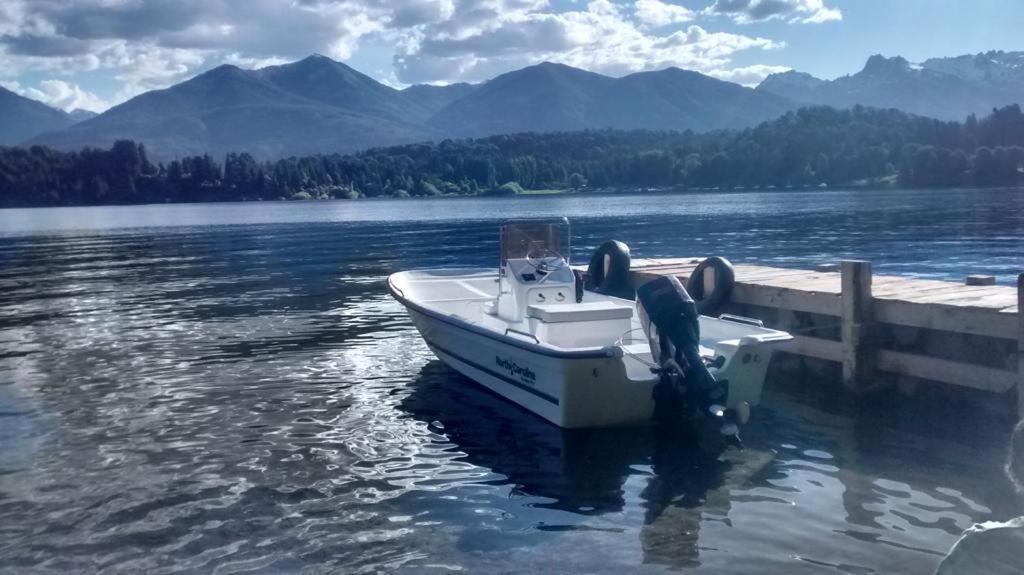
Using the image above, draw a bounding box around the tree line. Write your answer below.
[1,104,1023,207]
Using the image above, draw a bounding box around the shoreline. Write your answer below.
[3,184,1023,211]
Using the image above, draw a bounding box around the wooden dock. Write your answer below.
[627,258,1024,415]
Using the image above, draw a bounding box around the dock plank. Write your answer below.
[872,278,1015,304]
[874,300,1017,339]
[902,291,1018,309]
[872,277,985,293]
[731,283,840,316]
[734,267,826,281]
[876,350,1017,392]
[752,275,843,292]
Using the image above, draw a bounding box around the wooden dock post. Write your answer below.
[842,261,874,391]
[1018,273,1024,418]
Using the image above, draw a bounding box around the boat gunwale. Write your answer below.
[387,271,618,360]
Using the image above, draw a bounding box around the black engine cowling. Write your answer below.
[637,276,739,449]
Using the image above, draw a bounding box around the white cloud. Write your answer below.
[634,0,695,28]
[708,63,791,86]
[395,0,783,84]
[0,0,806,110]
[802,5,841,23]
[0,0,437,107]
[7,79,110,112]
[705,0,842,24]
[103,44,209,102]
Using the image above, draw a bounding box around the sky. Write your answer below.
[1,0,1023,113]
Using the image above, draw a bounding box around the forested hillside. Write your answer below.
[2,105,1023,208]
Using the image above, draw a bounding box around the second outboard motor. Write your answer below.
[637,276,741,450]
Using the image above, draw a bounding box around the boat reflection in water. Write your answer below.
[398,360,776,568]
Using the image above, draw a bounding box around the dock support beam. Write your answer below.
[842,261,874,391]
[1018,273,1024,418]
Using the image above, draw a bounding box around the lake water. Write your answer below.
[1,189,1022,573]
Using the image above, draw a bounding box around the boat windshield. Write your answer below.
[499,218,570,269]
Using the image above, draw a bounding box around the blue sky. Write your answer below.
[722,0,1024,78]
[1,0,1022,113]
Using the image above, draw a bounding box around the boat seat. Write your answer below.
[527,301,633,323]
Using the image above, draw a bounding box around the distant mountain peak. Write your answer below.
[764,70,820,81]
[633,66,703,79]
[758,50,1024,121]
[0,83,80,144]
[861,54,911,76]
[517,61,595,77]
[756,70,825,101]
[208,63,244,73]
[403,81,473,91]
[263,53,380,90]
[291,53,353,70]
[197,63,250,82]
[68,109,98,122]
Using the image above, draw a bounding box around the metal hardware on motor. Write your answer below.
[718,314,764,327]
[705,355,726,369]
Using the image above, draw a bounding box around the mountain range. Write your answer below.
[757,51,1024,121]
[427,62,794,137]
[6,50,1024,161]
[22,56,793,161]
[0,86,96,145]
[24,56,449,161]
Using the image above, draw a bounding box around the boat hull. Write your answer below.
[389,268,791,429]
[405,306,657,428]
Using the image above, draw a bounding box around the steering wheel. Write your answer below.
[526,246,568,281]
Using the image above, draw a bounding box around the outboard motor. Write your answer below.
[637,276,742,451]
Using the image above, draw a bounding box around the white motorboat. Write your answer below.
[388,218,791,432]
